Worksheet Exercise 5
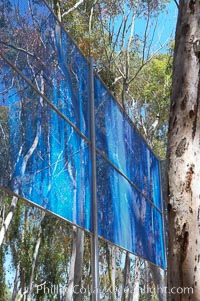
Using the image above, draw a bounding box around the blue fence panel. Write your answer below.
[96,154,165,268]
[0,0,90,138]
[0,63,91,230]
[153,208,166,268]
[0,0,166,269]
[94,76,162,210]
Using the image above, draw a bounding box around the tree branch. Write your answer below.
[0,77,15,95]
[62,0,84,18]
[142,6,151,63]
[0,41,35,58]
[128,38,169,85]
[173,0,179,9]
[126,9,137,79]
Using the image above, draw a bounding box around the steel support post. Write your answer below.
[89,57,99,301]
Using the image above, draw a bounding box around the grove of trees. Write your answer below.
[0,192,165,300]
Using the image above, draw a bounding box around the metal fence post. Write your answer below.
[89,57,99,301]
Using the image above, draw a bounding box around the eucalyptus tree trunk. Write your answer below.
[0,196,18,247]
[167,1,200,300]
[73,228,84,301]
[105,245,116,301]
[11,264,20,301]
[121,252,130,301]
[65,227,84,301]
[26,212,45,301]
[128,257,140,301]
[53,0,61,21]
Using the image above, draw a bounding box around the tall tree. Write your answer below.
[167,1,200,300]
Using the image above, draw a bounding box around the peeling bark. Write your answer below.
[167,1,200,300]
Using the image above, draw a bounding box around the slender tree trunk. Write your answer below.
[105,244,115,301]
[144,262,151,301]
[111,246,116,297]
[0,246,6,299]
[122,251,130,301]
[0,195,18,247]
[121,78,128,110]
[0,192,5,226]
[74,229,84,301]
[66,227,77,301]
[134,259,141,301]
[53,0,62,21]
[26,212,45,301]
[150,264,167,301]
[128,257,140,301]
[66,227,84,301]
[167,1,200,300]
[11,263,20,301]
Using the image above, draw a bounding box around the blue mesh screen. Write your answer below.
[0,64,91,230]
[0,0,90,137]
[94,76,162,210]
[153,208,166,267]
[96,154,165,268]
[0,0,166,269]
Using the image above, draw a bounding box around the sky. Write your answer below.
[134,0,178,54]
